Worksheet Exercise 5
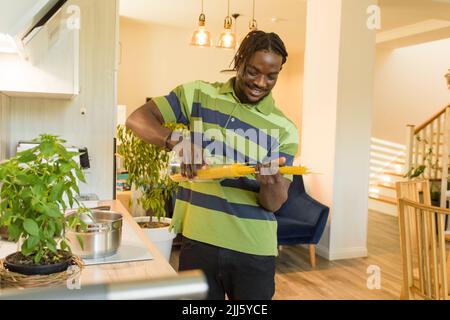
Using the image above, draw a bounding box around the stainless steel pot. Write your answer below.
[66,210,123,259]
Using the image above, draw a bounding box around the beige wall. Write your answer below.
[118,17,303,153]
[272,52,304,153]
[373,38,450,144]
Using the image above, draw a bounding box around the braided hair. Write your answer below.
[232,30,288,71]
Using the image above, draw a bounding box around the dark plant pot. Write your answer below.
[4,251,71,276]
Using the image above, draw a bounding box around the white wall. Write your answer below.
[118,17,304,149]
[3,0,118,199]
[301,0,375,260]
[373,38,450,144]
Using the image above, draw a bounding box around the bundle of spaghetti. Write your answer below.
[170,164,311,182]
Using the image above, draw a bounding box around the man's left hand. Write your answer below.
[255,157,286,185]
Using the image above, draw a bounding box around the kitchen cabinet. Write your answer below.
[0,1,79,99]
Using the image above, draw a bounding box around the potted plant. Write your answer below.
[0,134,87,275]
[117,123,186,261]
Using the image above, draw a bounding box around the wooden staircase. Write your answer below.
[369,104,450,216]
[368,137,406,216]
[405,105,450,209]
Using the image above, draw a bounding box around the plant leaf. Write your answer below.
[27,236,40,250]
[23,219,40,236]
[46,240,57,254]
[50,181,65,201]
[76,234,84,250]
[75,168,86,183]
[7,223,21,241]
[40,141,55,157]
[17,151,37,163]
[44,205,62,218]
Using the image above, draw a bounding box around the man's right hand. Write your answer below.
[169,136,205,180]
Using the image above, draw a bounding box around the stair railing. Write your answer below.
[405,105,450,208]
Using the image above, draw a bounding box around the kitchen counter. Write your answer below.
[79,200,177,285]
[0,200,176,288]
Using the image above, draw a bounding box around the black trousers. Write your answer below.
[178,236,276,300]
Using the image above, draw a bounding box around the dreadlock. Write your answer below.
[232,30,288,71]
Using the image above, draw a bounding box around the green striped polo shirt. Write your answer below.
[152,77,298,256]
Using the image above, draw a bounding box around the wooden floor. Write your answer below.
[170,210,403,300]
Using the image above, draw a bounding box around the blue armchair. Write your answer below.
[274,175,330,267]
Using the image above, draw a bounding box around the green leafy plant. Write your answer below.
[117,123,187,225]
[0,134,87,264]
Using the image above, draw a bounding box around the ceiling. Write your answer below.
[119,0,450,53]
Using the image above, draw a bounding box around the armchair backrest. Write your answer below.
[275,175,326,225]
[291,174,306,194]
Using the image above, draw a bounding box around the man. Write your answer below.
[126,30,298,300]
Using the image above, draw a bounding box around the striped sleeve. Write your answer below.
[275,122,299,181]
[151,81,199,125]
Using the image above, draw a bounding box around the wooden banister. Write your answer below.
[414,104,450,134]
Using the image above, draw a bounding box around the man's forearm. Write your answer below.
[125,101,172,147]
[258,180,289,212]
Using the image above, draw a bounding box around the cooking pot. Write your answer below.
[66,210,123,259]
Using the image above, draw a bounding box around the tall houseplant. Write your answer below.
[117,124,186,260]
[0,134,87,275]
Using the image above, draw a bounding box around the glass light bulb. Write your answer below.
[191,26,212,47]
[217,28,236,49]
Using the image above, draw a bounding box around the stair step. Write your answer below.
[383,171,405,177]
[368,194,397,205]
[371,182,396,190]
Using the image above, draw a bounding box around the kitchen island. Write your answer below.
[0,200,176,289]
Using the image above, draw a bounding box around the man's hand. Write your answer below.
[256,157,291,212]
[170,136,205,180]
[255,157,287,185]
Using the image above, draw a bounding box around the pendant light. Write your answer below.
[190,0,212,47]
[217,0,237,49]
[249,0,258,31]
[220,13,240,73]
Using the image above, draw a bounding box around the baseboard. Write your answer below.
[302,243,368,261]
[314,243,329,260]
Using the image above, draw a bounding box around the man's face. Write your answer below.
[235,50,283,104]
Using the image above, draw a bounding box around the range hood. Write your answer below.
[0,0,68,62]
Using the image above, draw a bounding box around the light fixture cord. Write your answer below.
[201,0,204,14]
[252,0,255,20]
[227,0,230,16]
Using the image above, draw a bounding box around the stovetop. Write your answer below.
[82,217,153,266]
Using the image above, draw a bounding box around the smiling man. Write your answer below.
[126,30,298,300]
